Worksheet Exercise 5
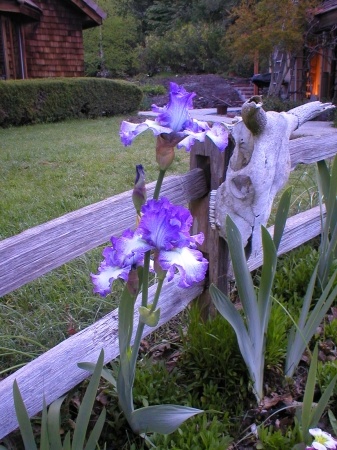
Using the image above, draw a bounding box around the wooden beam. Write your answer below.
[0,279,204,440]
[0,169,207,297]
[290,134,337,168]
[189,136,233,316]
[247,205,324,272]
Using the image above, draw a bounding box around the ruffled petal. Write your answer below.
[176,120,228,153]
[139,198,195,250]
[154,82,195,132]
[206,122,229,152]
[176,134,197,152]
[112,229,152,266]
[119,121,149,146]
[91,262,130,296]
[120,120,172,146]
[312,443,329,450]
[158,247,208,288]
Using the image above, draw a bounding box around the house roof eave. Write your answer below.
[0,0,42,21]
[67,0,106,28]
[315,0,337,16]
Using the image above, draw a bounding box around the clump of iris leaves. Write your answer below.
[5,237,337,450]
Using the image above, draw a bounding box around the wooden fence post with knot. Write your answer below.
[189,133,235,318]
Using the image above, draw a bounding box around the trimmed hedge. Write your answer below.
[0,77,143,127]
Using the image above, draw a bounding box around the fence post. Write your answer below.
[189,135,234,318]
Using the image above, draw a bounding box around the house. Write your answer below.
[251,0,337,103]
[0,0,106,80]
[305,0,337,103]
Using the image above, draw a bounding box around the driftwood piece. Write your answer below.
[0,279,204,440]
[211,97,335,257]
[0,169,207,298]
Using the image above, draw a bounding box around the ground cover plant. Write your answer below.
[1,83,337,449]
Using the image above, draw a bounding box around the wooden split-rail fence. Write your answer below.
[1,129,337,439]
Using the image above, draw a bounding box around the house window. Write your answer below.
[0,15,25,80]
[0,17,6,79]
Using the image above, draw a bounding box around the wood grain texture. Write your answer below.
[0,279,204,440]
[247,205,324,272]
[290,134,337,169]
[0,169,207,297]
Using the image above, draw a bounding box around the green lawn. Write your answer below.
[0,117,189,239]
[0,116,190,374]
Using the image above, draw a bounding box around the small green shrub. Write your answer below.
[318,359,337,397]
[140,84,166,96]
[257,424,300,449]
[151,414,233,449]
[0,78,143,127]
[273,244,319,311]
[262,97,305,112]
[265,299,289,369]
[180,305,250,410]
[324,319,337,343]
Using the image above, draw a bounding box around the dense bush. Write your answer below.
[0,78,143,127]
[138,23,231,75]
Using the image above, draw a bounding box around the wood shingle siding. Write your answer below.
[0,0,105,80]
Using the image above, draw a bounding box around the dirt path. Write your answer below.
[139,73,252,108]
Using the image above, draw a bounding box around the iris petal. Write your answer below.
[119,82,228,153]
[158,247,208,288]
[91,262,130,296]
[139,198,195,250]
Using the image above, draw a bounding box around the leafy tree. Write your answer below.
[145,2,177,35]
[83,0,140,77]
[138,22,231,74]
[225,0,320,95]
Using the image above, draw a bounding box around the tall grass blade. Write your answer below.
[317,158,337,287]
[317,160,330,201]
[13,380,38,450]
[285,265,318,377]
[40,397,49,450]
[131,405,203,434]
[225,215,258,342]
[273,186,292,251]
[210,284,255,372]
[77,362,116,388]
[310,375,337,428]
[84,408,107,450]
[328,409,337,435]
[301,344,318,443]
[304,270,337,339]
[72,349,104,449]
[62,432,71,450]
[258,226,277,332]
[48,395,67,450]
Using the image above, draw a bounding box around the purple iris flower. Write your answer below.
[91,198,208,296]
[119,82,228,152]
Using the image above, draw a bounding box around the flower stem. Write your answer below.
[150,277,165,313]
[153,169,166,200]
[142,251,151,307]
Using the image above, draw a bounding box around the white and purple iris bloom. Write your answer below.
[306,428,337,450]
[91,197,208,296]
[119,82,228,152]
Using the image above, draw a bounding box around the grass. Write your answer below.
[0,116,190,374]
[0,117,189,239]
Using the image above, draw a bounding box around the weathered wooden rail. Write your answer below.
[1,128,337,439]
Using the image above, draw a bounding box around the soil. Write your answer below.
[138,73,250,109]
